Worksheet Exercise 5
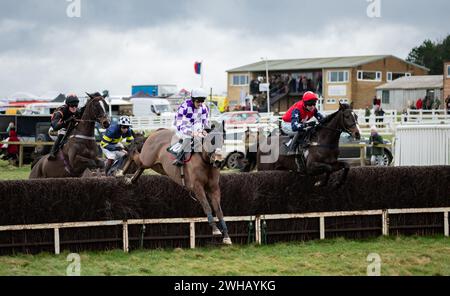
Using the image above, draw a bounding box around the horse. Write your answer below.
[242,103,361,187]
[124,127,233,245]
[29,93,110,179]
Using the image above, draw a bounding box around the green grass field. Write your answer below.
[0,236,449,276]
[0,161,31,180]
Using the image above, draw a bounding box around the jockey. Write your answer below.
[48,94,81,160]
[281,91,325,153]
[101,115,134,175]
[168,88,209,166]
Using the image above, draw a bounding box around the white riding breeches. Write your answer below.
[281,121,296,136]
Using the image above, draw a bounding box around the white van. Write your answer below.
[130,98,173,118]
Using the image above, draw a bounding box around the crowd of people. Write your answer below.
[250,73,322,97]
[409,96,442,110]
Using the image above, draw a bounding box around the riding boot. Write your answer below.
[288,132,302,155]
[48,134,64,160]
[169,138,190,166]
[105,159,113,176]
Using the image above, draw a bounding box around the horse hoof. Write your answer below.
[115,170,124,177]
[223,237,232,245]
[314,181,322,187]
[212,229,222,236]
[124,178,133,186]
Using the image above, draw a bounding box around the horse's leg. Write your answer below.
[307,162,333,187]
[331,161,350,188]
[70,155,98,175]
[206,185,232,245]
[121,156,133,175]
[126,167,145,185]
[192,182,221,237]
[81,168,93,178]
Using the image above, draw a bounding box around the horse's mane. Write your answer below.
[320,103,352,125]
[321,110,339,125]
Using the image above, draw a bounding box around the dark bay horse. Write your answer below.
[29,93,110,179]
[242,103,361,187]
[124,128,233,245]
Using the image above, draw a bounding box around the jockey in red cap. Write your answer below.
[281,91,325,153]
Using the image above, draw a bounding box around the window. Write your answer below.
[387,72,411,81]
[382,90,390,104]
[339,98,349,104]
[328,71,349,83]
[357,71,382,82]
[326,99,336,104]
[232,75,249,86]
[447,65,450,78]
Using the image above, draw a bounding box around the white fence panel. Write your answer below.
[395,125,450,166]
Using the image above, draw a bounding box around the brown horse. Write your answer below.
[29,93,110,179]
[124,127,233,245]
[242,103,361,187]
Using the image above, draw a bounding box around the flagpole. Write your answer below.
[201,60,204,88]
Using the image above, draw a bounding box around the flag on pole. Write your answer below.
[194,61,202,75]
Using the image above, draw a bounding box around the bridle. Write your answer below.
[79,96,109,124]
[318,110,357,136]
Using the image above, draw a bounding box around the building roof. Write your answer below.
[376,75,443,90]
[227,55,429,72]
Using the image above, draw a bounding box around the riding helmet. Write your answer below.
[303,91,318,106]
[191,88,207,102]
[65,94,79,106]
[118,115,132,127]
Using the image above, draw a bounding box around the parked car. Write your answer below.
[221,131,393,170]
[218,111,260,125]
[338,133,393,166]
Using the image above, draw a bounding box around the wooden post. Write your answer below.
[54,228,60,255]
[444,212,449,237]
[360,145,366,167]
[19,144,24,168]
[189,222,196,249]
[319,216,325,240]
[382,210,389,236]
[255,216,261,245]
[122,221,129,253]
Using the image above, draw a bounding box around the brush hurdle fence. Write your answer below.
[0,207,448,254]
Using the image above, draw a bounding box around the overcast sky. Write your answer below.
[1,0,449,98]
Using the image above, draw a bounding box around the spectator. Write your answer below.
[250,79,261,95]
[316,78,322,96]
[372,96,379,107]
[416,98,423,110]
[423,96,432,110]
[432,98,441,110]
[364,106,371,123]
[6,122,14,133]
[1,127,19,164]
[375,107,385,127]
[288,75,297,93]
[301,76,308,92]
[402,108,408,122]
[445,96,450,115]
[369,126,385,166]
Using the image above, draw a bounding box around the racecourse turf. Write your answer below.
[0,236,449,276]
